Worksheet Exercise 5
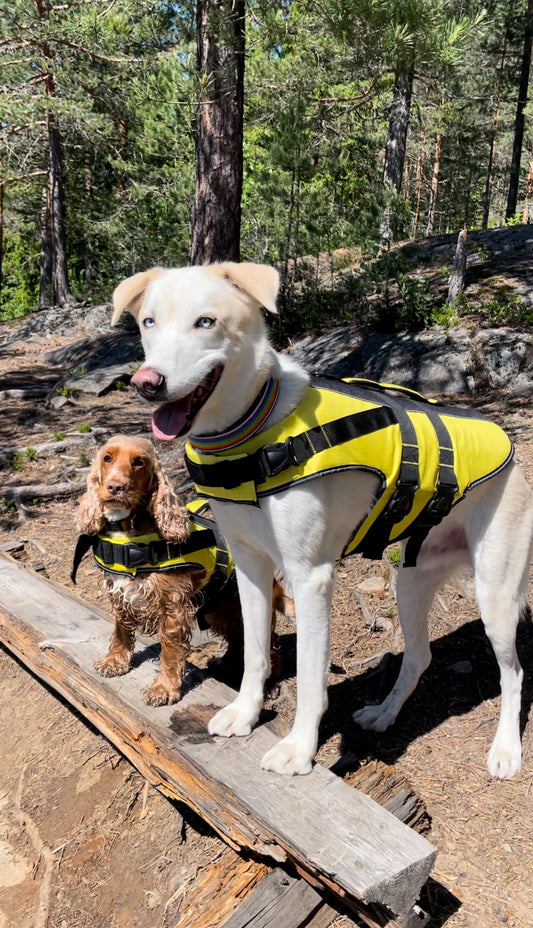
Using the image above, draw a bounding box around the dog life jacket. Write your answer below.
[70,499,237,621]
[184,375,514,567]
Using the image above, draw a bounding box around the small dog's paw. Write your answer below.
[261,739,313,776]
[94,654,132,677]
[207,702,256,738]
[142,683,181,707]
[352,703,396,732]
[487,740,522,779]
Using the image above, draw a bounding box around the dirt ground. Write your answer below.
[0,322,531,928]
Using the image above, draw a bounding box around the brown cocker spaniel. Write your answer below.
[74,435,282,706]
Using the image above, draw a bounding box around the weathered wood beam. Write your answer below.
[0,554,436,921]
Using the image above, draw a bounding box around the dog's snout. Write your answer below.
[131,367,165,398]
[106,479,128,496]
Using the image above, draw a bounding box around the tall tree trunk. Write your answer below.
[505,0,533,221]
[38,183,53,308]
[482,108,499,229]
[48,112,70,305]
[426,123,443,236]
[380,63,415,243]
[409,130,425,238]
[0,173,3,315]
[482,40,507,229]
[35,0,71,307]
[522,148,533,222]
[191,0,245,265]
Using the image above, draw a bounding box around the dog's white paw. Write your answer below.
[487,740,522,779]
[352,702,397,732]
[261,739,313,776]
[207,701,257,738]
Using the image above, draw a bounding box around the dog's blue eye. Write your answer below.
[194,316,216,329]
[142,317,155,328]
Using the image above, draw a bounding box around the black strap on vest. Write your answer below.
[355,404,420,561]
[70,524,217,583]
[402,415,459,567]
[71,533,94,584]
[186,404,397,491]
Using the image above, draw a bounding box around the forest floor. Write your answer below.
[0,318,531,928]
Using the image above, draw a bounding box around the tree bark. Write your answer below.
[35,0,71,307]
[522,148,533,222]
[482,108,499,230]
[380,63,415,243]
[505,0,533,221]
[0,173,3,315]
[191,0,245,265]
[409,130,425,239]
[446,229,467,306]
[48,112,70,305]
[38,182,54,308]
[426,123,443,236]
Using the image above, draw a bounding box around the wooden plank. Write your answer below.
[221,869,324,928]
[165,849,335,928]
[0,555,436,917]
[165,847,269,928]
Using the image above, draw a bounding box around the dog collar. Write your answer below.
[190,377,280,453]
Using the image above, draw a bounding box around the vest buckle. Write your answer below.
[258,439,298,478]
[425,485,457,523]
[384,483,418,521]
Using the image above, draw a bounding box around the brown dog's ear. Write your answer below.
[77,453,106,534]
[111,267,167,326]
[213,262,279,314]
[147,459,190,544]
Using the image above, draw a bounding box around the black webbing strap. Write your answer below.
[71,533,94,583]
[71,524,217,581]
[186,405,397,491]
[356,405,420,561]
[403,415,459,567]
[188,503,239,626]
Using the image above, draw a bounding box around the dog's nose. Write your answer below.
[130,367,165,398]
[106,480,127,496]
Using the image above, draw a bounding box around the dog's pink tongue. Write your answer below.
[152,401,189,441]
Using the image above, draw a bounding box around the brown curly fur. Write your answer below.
[77,435,283,706]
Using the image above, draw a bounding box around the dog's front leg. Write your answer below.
[208,556,274,738]
[261,562,333,776]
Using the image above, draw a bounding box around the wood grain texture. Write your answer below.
[0,555,436,917]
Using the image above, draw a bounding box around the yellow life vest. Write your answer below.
[71,499,236,616]
[185,375,513,566]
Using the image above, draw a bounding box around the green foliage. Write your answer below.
[53,431,67,441]
[387,547,402,565]
[25,446,37,462]
[0,0,530,333]
[483,295,533,327]
[76,424,92,433]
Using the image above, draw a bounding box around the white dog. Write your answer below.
[113,262,533,779]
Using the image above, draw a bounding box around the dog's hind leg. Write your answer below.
[353,558,453,732]
[468,466,533,778]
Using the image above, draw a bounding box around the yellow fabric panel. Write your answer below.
[440,413,512,491]
[186,379,514,559]
[93,500,232,584]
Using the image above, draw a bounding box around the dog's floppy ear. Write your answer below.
[213,262,279,314]
[111,267,167,325]
[77,451,106,535]
[147,456,190,544]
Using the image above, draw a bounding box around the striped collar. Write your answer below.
[190,377,280,453]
